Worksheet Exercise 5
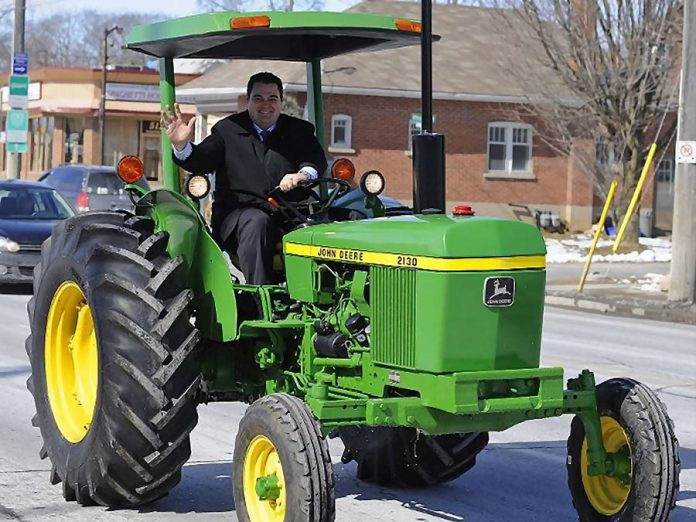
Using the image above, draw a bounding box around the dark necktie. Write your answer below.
[259,129,271,142]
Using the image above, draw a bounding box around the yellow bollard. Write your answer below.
[612,143,657,252]
[578,179,619,293]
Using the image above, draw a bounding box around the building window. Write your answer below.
[331,114,352,149]
[30,116,54,172]
[656,158,674,183]
[408,114,422,152]
[595,136,615,167]
[487,122,532,173]
[64,118,85,164]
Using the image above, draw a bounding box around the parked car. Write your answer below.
[39,164,151,213]
[0,180,74,284]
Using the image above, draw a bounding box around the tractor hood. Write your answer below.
[284,214,546,259]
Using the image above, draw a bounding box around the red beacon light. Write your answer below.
[452,205,475,216]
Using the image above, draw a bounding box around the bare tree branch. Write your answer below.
[492,0,681,238]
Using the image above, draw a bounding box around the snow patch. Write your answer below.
[545,234,671,264]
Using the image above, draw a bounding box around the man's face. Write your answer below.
[248,82,282,130]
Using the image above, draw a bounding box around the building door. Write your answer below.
[655,158,675,230]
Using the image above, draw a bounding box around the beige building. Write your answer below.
[0,67,197,185]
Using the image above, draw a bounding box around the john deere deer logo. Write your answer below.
[484,277,515,307]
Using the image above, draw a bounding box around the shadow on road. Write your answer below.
[111,441,696,520]
[140,461,235,514]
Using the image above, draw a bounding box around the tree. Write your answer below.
[0,10,166,71]
[494,0,681,240]
[197,0,324,12]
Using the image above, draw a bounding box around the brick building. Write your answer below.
[179,0,674,231]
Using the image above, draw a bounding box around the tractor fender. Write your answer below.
[137,189,238,342]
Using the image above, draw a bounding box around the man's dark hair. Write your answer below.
[247,72,284,100]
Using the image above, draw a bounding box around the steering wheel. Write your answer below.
[231,177,352,226]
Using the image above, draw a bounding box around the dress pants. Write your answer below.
[218,207,275,285]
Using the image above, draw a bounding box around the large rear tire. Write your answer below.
[27,211,201,507]
[337,426,489,488]
[567,378,680,521]
[233,393,335,522]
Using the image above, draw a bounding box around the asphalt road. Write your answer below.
[0,284,694,521]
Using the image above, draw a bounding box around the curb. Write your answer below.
[545,291,696,325]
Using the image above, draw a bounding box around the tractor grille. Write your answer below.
[371,266,416,368]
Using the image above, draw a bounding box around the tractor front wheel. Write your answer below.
[337,426,489,487]
[567,378,680,521]
[233,394,335,522]
[27,211,201,507]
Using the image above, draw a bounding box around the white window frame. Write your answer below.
[408,115,422,152]
[656,158,675,193]
[330,114,352,149]
[486,122,533,174]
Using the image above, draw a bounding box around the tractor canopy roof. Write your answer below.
[126,11,433,62]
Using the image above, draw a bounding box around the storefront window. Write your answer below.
[104,118,139,166]
[141,120,161,182]
[64,118,85,164]
[30,116,55,172]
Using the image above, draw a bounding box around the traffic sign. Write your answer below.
[5,109,29,143]
[6,142,28,153]
[12,52,29,75]
[676,140,696,164]
[8,75,29,108]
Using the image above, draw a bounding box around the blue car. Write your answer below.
[0,180,74,284]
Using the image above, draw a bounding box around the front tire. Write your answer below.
[337,426,489,487]
[233,394,335,522]
[567,378,680,521]
[27,211,201,507]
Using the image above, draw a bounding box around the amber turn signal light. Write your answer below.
[331,158,356,182]
[395,19,421,33]
[117,155,144,184]
[230,15,271,29]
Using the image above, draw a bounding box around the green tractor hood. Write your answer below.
[284,214,546,262]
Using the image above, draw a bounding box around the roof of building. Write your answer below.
[179,0,563,102]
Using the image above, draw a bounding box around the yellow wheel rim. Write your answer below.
[44,281,99,443]
[243,435,286,522]
[580,416,632,515]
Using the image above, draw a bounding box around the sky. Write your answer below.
[19,0,357,18]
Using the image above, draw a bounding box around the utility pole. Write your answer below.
[669,2,696,304]
[6,0,25,179]
[99,25,122,165]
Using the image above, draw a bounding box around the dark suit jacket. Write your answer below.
[173,111,327,238]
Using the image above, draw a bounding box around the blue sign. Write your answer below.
[12,52,29,75]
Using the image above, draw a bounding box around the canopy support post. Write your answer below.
[159,57,178,192]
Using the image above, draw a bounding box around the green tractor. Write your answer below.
[26,8,679,522]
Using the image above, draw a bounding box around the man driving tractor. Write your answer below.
[162,71,328,284]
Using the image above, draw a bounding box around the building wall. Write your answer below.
[320,93,595,230]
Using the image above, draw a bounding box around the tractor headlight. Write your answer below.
[0,236,20,253]
[186,174,211,199]
[360,170,385,196]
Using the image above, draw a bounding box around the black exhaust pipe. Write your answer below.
[413,0,446,214]
[413,134,445,212]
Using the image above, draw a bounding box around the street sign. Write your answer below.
[8,75,29,109]
[6,142,28,153]
[676,140,696,164]
[5,109,29,143]
[12,52,29,75]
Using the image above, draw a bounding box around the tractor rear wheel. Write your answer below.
[26,211,201,507]
[233,393,335,522]
[567,378,680,521]
[337,426,489,487]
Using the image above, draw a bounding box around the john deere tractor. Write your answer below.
[26,8,679,522]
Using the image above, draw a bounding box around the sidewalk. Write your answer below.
[545,267,696,325]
